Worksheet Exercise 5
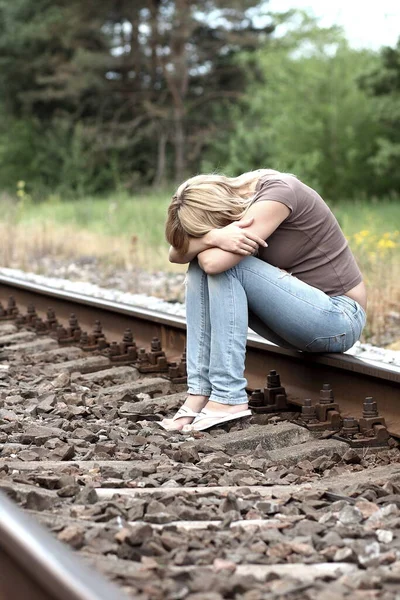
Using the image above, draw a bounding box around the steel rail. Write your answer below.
[0,273,399,434]
[0,492,129,600]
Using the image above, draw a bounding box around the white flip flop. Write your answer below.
[157,405,201,431]
[182,408,252,432]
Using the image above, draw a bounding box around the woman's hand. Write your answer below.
[207,218,268,255]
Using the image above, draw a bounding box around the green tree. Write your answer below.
[360,38,400,194]
[204,12,381,200]
[0,0,275,194]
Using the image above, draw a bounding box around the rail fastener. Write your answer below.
[248,370,290,413]
[0,296,19,321]
[333,397,391,448]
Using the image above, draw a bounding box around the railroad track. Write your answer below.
[0,491,126,600]
[1,272,400,599]
[0,272,399,439]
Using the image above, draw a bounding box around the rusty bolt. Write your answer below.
[168,362,179,378]
[69,313,79,329]
[46,308,58,325]
[157,356,168,368]
[27,304,37,316]
[8,297,16,309]
[267,370,281,389]
[342,417,359,436]
[109,341,120,356]
[34,317,46,332]
[122,329,133,344]
[137,348,147,363]
[80,331,89,345]
[93,321,103,335]
[363,396,378,418]
[319,383,334,405]
[249,388,264,407]
[179,358,187,376]
[151,337,162,352]
[301,398,316,421]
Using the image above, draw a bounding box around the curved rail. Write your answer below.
[0,273,399,435]
[0,492,128,600]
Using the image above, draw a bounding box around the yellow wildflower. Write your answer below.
[377,238,397,250]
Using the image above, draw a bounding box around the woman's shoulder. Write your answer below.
[256,171,297,190]
[254,173,298,214]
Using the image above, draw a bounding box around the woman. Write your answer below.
[161,169,367,432]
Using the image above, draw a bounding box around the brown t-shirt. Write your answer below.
[253,174,362,296]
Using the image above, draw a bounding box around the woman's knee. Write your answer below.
[187,258,206,287]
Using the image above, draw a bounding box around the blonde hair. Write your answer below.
[165,169,282,253]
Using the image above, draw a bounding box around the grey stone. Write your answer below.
[342,448,362,464]
[0,409,18,422]
[32,347,83,362]
[50,443,75,461]
[376,529,393,544]
[21,425,66,445]
[212,422,312,453]
[4,395,24,406]
[145,499,177,524]
[57,483,80,497]
[0,324,17,335]
[101,377,171,400]
[73,428,98,442]
[73,366,140,384]
[35,474,61,490]
[123,524,153,546]
[2,338,57,354]
[358,541,381,566]
[58,525,85,549]
[46,356,111,375]
[333,547,356,562]
[36,394,57,414]
[255,500,280,515]
[75,486,99,505]
[0,331,36,345]
[338,505,363,525]
[25,490,55,511]
[322,531,345,548]
[265,439,349,467]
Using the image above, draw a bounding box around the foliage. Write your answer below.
[360,38,400,193]
[0,4,399,199]
[0,0,274,194]
[202,13,383,200]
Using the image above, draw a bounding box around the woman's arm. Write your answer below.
[198,201,290,274]
[169,235,214,264]
[168,217,267,264]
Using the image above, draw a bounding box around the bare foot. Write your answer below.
[161,394,209,430]
[203,400,248,413]
[181,400,251,432]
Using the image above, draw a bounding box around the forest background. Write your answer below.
[0,0,399,345]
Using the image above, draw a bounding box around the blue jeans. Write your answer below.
[186,257,366,406]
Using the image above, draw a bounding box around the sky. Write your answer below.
[267,0,400,49]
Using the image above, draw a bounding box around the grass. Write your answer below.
[330,198,400,345]
[0,190,399,346]
[2,189,178,272]
[331,198,400,238]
